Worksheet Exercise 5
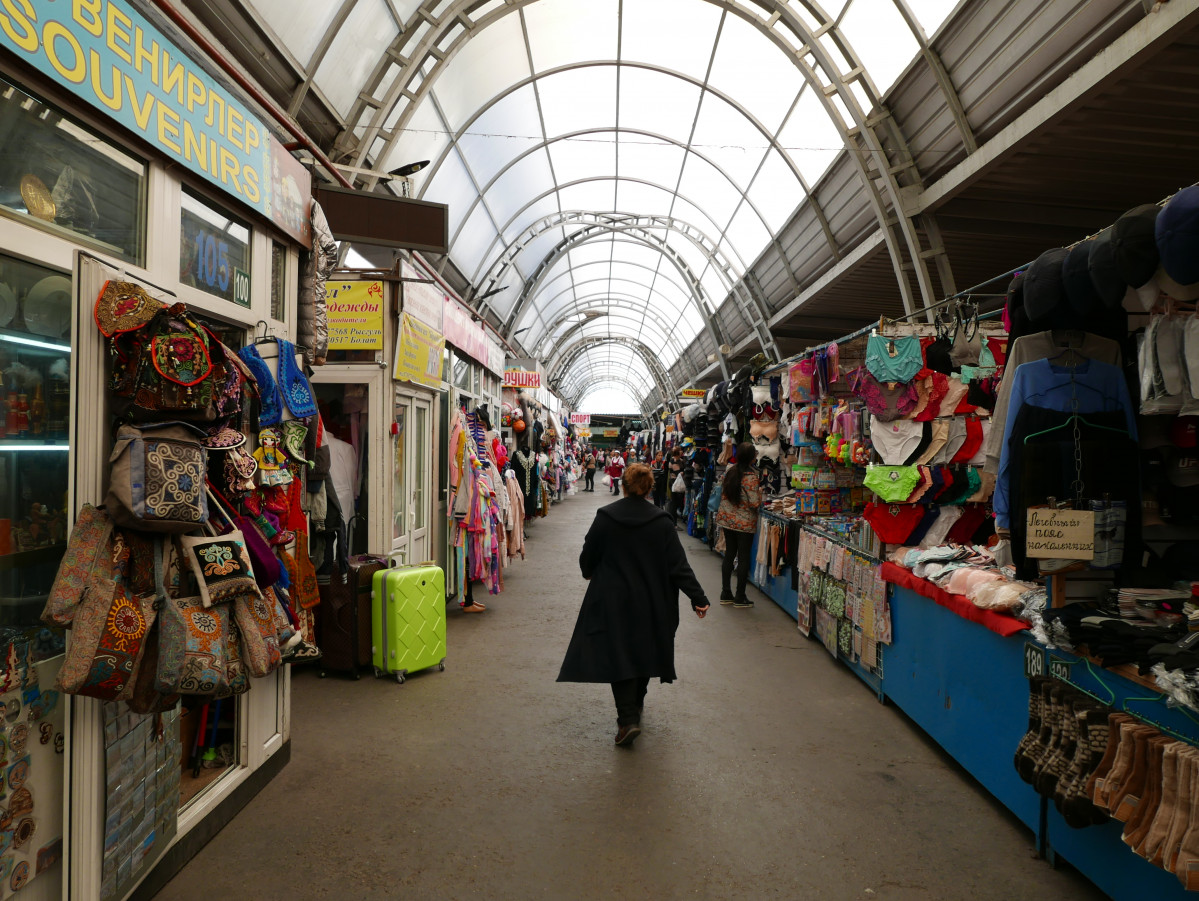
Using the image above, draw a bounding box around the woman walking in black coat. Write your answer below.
[558,463,711,748]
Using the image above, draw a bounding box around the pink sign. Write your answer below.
[443,297,502,373]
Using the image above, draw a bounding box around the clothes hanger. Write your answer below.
[1022,414,1130,444]
[1123,692,1199,743]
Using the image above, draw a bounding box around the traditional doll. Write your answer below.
[253,428,293,487]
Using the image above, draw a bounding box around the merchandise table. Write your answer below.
[885,583,1197,901]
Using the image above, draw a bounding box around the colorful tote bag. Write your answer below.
[106,422,209,532]
[156,594,229,696]
[54,582,157,702]
[42,504,119,628]
[233,592,282,678]
[179,532,260,607]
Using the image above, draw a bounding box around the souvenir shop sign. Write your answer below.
[400,261,444,330]
[443,298,502,375]
[503,369,541,389]
[0,0,314,246]
[680,389,706,400]
[327,280,384,349]
[601,428,620,438]
[393,311,444,388]
[1025,508,1095,560]
[569,413,590,426]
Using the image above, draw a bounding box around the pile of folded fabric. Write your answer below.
[886,544,1040,611]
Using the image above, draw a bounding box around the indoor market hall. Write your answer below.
[153,486,1102,901]
[3,2,1199,901]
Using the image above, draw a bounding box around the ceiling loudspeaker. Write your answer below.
[719,343,732,354]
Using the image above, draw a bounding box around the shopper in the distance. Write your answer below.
[666,449,686,526]
[583,451,596,491]
[714,442,761,608]
[605,452,625,495]
[558,463,710,748]
[651,451,667,508]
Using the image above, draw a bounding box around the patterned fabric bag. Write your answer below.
[233,591,282,678]
[54,541,158,702]
[42,504,119,627]
[127,619,180,715]
[216,622,250,698]
[103,298,221,424]
[179,532,259,608]
[156,593,229,696]
[106,422,208,533]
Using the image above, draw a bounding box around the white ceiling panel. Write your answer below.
[549,137,618,188]
[538,67,618,138]
[525,0,620,73]
[705,12,806,136]
[431,13,531,128]
[620,0,722,79]
[617,68,703,142]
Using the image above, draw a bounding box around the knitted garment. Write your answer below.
[238,345,283,426]
[276,339,317,418]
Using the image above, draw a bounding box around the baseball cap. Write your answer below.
[1172,416,1199,449]
[1062,240,1102,316]
[1087,228,1127,308]
[1156,186,1199,287]
[1166,448,1199,488]
[1111,204,1161,288]
[1023,248,1069,324]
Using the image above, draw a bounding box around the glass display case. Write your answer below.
[0,253,70,654]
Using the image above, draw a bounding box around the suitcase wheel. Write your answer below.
[373,666,382,678]
[439,663,445,672]
[395,673,405,685]
[318,670,327,679]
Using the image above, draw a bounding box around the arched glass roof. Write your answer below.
[240,0,961,411]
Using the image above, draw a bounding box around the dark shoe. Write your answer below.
[615,723,641,747]
[733,597,754,608]
[720,590,735,605]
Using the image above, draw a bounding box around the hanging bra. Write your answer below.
[853,370,918,422]
[863,464,922,503]
[866,334,924,384]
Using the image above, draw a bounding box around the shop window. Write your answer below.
[180,188,252,306]
[0,253,71,645]
[270,241,287,321]
[451,353,472,392]
[0,77,145,264]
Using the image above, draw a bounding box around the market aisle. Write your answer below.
[154,490,1101,901]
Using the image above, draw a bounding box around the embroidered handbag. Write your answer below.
[179,532,260,608]
[156,593,229,696]
[42,504,118,628]
[54,534,158,702]
[216,621,250,698]
[232,591,282,678]
[106,422,209,533]
[104,299,220,423]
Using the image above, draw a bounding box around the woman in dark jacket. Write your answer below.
[558,463,711,748]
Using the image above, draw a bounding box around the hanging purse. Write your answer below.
[208,485,281,588]
[105,422,209,532]
[156,591,229,696]
[42,504,117,628]
[54,531,159,702]
[179,531,260,608]
[232,591,282,678]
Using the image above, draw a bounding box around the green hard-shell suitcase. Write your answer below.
[371,564,446,683]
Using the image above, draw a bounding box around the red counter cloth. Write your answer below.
[880,561,1028,638]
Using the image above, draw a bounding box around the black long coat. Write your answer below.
[557,497,709,684]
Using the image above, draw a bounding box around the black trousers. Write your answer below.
[585,470,595,490]
[611,677,649,726]
[668,491,685,524]
[722,528,755,596]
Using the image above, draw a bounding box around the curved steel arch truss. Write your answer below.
[548,336,678,405]
[339,0,963,322]
[531,294,696,367]
[490,209,778,366]
[567,375,654,418]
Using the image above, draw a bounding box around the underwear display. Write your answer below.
[869,416,925,466]
[863,502,926,544]
[863,464,922,502]
[913,420,949,466]
[866,334,924,384]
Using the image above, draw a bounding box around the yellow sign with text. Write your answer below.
[327,280,384,349]
[393,311,444,388]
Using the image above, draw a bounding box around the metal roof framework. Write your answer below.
[178,0,1199,411]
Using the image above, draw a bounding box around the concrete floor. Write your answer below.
[155,488,1104,901]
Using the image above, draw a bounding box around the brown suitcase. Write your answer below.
[318,554,386,679]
